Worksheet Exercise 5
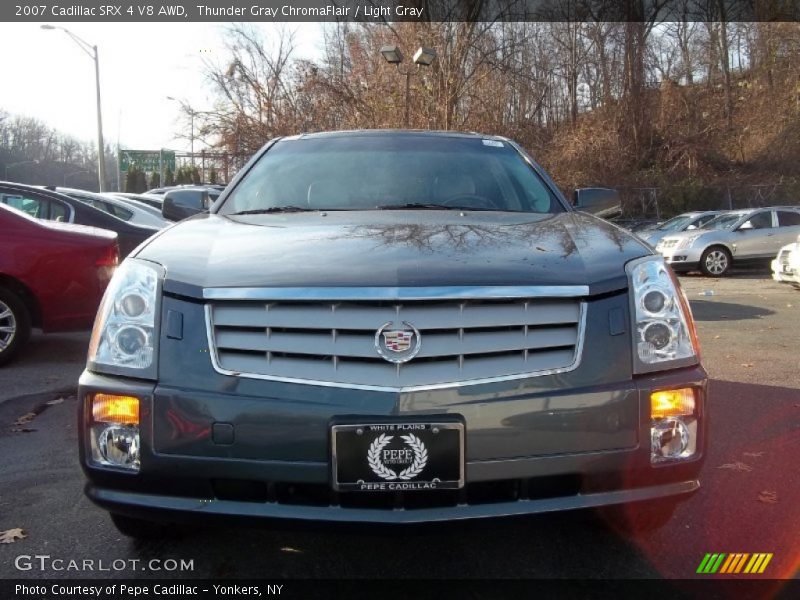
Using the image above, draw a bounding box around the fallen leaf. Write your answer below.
[717,462,753,472]
[740,363,754,368]
[787,304,793,308]
[0,528,26,544]
[743,451,764,458]
[714,335,721,339]
[758,490,778,504]
[13,413,36,426]
[45,398,64,406]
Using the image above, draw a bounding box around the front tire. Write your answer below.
[0,287,31,366]
[700,246,732,277]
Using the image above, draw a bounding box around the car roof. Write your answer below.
[284,129,508,142]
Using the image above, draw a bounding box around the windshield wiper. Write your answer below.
[230,206,314,215]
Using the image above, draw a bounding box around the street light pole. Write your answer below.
[41,25,107,192]
[380,45,437,129]
[404,70,411,128]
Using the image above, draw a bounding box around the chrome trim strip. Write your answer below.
[204,301,588,393]
[202,286,590,301]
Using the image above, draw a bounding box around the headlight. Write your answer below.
[677,234,703,250]
[626,256,700,373]
[87,259,163,379]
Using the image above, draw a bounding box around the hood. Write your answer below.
[658,227,727,243]
[136,211,652,298]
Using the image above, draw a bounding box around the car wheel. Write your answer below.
[598,498,680,534]
[110,513,183,540]
[0,287,31,367]
[700,246,732,277]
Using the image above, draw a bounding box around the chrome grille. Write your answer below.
[657,239,678,250]
[206,292,586,391]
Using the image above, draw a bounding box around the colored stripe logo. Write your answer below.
[697,553,773,574]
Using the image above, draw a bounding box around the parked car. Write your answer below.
[46,186,169,230]
[146,184,224,196]
[100,193,164,220]
[571,187,621,218]
[637,211,724,247]
[112,192,164,210]
[655,207,800,276]
[79,130,706,539]
[771,235,800,288]
[0,182,161,257]
[0,203,118,365]
[161,186,221,221]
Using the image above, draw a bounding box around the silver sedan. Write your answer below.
[655,207,800,276]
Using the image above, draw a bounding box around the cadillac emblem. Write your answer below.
[374,321,422,363]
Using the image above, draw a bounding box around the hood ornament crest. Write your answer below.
[375,321,422,364]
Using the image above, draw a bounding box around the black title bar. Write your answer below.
[3,1,800,23]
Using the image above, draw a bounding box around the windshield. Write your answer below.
[703,213,746,230]
[218,135,563,215]
[657,215,695,231]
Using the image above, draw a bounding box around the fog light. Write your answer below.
[94,424,140,469]
[651,416,696,463]
[90,394,140,471]
[651,388,695,419]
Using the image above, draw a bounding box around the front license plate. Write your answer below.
[331,422,464,492]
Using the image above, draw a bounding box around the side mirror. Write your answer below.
[162,190,209,221]
[738,220,754,230]
[572,187,621,218]
[686,224,697,230]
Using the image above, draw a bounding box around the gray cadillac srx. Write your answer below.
[78,130,707,538]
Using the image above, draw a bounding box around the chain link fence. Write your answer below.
[614,182,800,227]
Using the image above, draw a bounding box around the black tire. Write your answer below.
[110,513,182,540]
[699,246,732,277]
[0,287,31,367]
[598,498,680,535]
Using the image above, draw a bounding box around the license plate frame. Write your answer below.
[331,420,465,492]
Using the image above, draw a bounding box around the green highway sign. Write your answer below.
[119,150,176,173]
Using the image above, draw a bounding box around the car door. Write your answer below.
[732,210,775,258]
[775,210,800,249]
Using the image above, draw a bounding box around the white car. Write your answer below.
[772,235,800,288]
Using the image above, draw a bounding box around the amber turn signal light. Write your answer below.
[651,388,695,419]
[91,394,140,425]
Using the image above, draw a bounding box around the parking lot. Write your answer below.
[0,270,797,580]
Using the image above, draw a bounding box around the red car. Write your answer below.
[0,203,119,365]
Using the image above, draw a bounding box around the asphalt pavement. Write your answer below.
[0,271,797,582]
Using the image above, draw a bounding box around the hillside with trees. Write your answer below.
[192,17,800,217]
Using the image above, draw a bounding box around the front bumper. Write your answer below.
[771,259,799,284]
[79,365,707,525]
[657,246,704,271]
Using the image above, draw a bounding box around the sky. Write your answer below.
[0,22,323,153]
